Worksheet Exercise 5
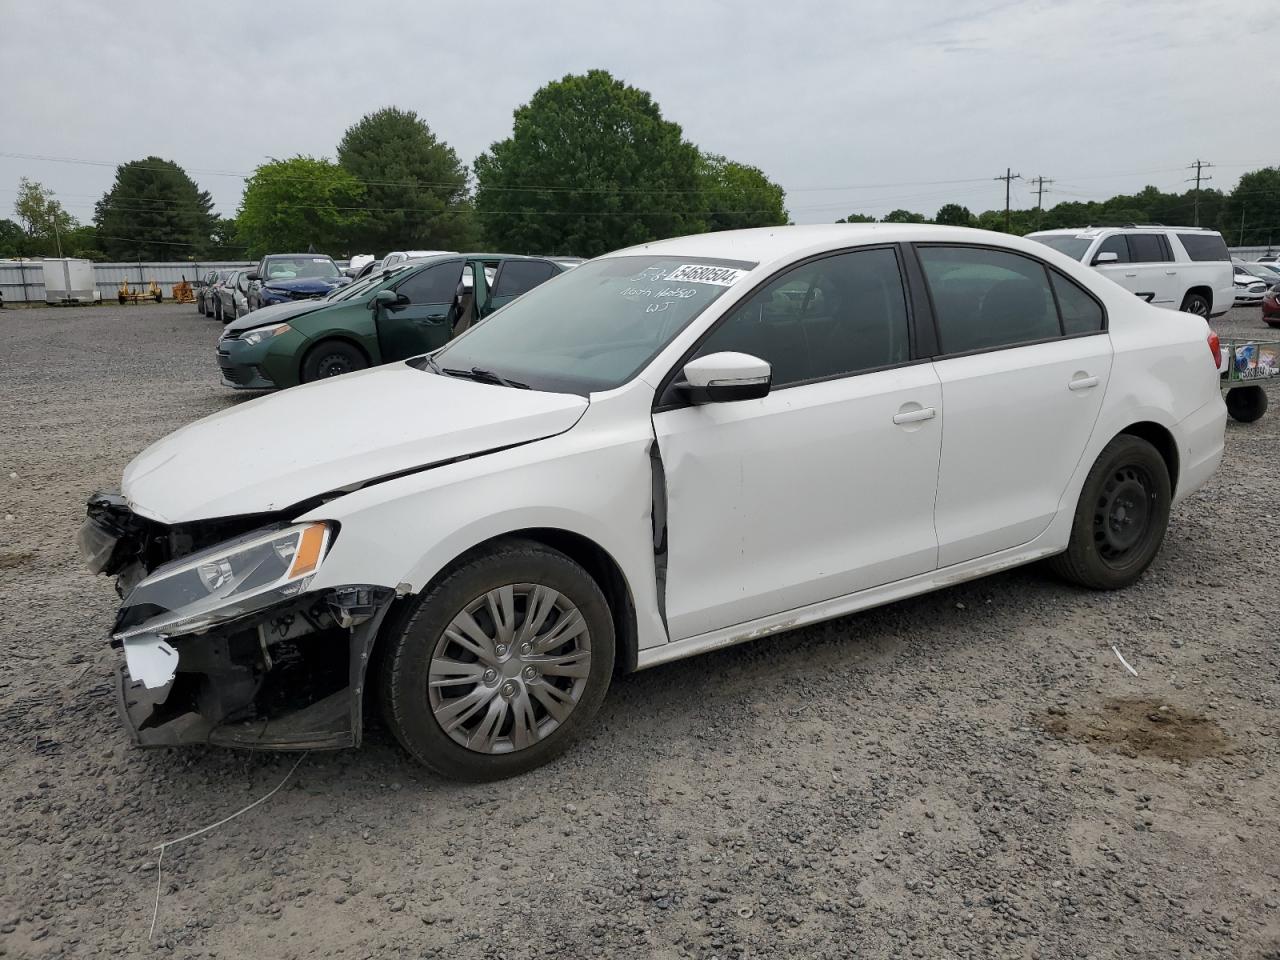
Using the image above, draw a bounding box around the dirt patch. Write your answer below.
[0,550,36,571]
[1040,697,1232,761]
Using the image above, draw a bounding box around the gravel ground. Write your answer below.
[1,301,1277,960]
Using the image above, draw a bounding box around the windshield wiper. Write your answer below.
[441,366,530,389]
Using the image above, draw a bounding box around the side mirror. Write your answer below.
[371,289,399,310]
[679,352,771,404]
[1092,251,1119,265]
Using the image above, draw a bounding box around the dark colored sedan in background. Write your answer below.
[246,254,351,311]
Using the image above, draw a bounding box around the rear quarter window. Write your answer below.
[1175,233,1230,262]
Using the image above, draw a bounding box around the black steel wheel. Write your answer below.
[301,339,368,382]
[1049,434,1171,590]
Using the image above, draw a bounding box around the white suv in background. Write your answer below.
[1027,226,1233,318]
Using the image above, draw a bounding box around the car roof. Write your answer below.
[604,223,1079,266]
[264,253,335,259]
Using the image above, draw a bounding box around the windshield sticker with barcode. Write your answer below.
[663,264,748,286]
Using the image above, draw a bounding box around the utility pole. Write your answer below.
[1030,175,1053,229]
[1187,159,1213,227]
[994,168,1021,232]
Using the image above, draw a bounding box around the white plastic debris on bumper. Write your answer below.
[124,635,179,689]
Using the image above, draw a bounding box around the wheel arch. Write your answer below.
[1183,285,1213,313]
[1117,420,1180,494]
[375,527,641,677]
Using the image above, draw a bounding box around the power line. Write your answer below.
[1029,175,1054,229]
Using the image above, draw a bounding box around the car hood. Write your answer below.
[122,364,590,524]
[222,298,331,335]
[263,277,350,295]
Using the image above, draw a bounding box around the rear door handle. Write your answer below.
[1165,270,1178,275]
[893,406,937,425]
[1069,375,1100,391]
[1124,272,1138,278]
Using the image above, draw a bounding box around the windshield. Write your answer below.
[428,255,756,394]
[264,257,339,281]
[326,265,411,302]
[1028,234,1093,261]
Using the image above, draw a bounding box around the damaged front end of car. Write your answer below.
[79,492,396,751]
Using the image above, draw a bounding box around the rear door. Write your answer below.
[916,244,1113,567]
[1124,232,1179,307]
[375,259,464,361]
[484,259,559,316]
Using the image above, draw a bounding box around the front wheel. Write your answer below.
[300,339,368,381]
[377,539,615,781]
[1048,434,1171,590]
[1179,292,1210,317]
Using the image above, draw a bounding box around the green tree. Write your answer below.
[13,178,77,256]
[236,156,368,258]
[835,213,877,223]
[700,154,787,232]
[0,218,25,257]
[934,203,974,227]
[475,70,706,257]
[1220,167,1280,247]
[337,107,476,252]
[881,209,928,224]
[92,157,217,261]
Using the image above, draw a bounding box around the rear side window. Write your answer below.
[1050,271,1105,335]
[396,262,463,304]
[918,246,1060,354]
[1094,235,1129,264]
[493,260,557,299]
[1126,233,1170,263]
[1176,232,1230,262]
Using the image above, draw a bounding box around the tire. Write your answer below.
[1048,434,1171,590]
[377,539,615,781]
[1226,385,1268,423]
[1179,292,1210,317]
[301,339,368,382]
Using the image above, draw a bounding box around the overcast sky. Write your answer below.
[2,0,1275,229]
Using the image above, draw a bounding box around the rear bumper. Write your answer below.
[1172,394,1226,506]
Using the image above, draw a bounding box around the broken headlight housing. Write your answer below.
[114,521,332,642]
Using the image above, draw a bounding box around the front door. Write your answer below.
[915,244,1113,567]
[652,246,942,641]
[484,259,559,317]
[375,259,465,361]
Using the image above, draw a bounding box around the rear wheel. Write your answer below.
[1179,292,1210,317]
[1049,435,1171,590]
[377,540,615,781]
[1226,385,1267,423]
[301,339,368,382]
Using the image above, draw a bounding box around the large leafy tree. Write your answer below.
[93,157,217,261]
[1220,167,1280,247]
[881,209,928,224]
[337,107,476,253]
[475,70,706,257]
[236,157,367,258]
[700,154,787,232]
[934,203,974,227]
[13,178,77,256]
[835,213,876,223]
[0,218,26,257]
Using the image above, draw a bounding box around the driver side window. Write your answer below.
[395,262,463,304]
[692,247,911,388]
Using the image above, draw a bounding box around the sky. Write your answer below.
[1,0,1276,229]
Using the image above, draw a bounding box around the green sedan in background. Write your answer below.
[216,254,565,390]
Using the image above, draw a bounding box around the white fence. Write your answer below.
[1230,247,1278,261]
[0,259,351,305]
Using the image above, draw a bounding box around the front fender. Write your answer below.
[297,411,669,651]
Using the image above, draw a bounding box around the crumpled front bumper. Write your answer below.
[114,587,395,751]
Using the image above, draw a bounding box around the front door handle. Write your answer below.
[1165,270,1177,275]
[1124,272,1138,278]
[1069,375,1100,391]
[893,406,937,425]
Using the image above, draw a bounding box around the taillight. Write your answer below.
[1207,329,1221,367]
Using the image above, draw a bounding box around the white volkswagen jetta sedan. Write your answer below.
[80,224,1226,780]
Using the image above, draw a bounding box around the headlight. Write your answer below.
[241,323,291,346]
[114,522,331,641]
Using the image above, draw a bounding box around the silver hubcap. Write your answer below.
[428,584,591,754]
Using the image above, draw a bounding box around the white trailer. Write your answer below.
[42,258,98,304]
